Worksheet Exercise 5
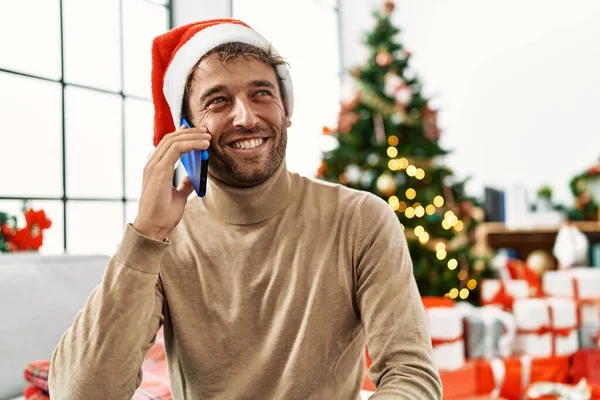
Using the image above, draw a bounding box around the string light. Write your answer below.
[458,270,467,281]
[398,201,407,212]
[436,250,447,260]
[433,196,444,207]
[435,242,446,252]
[447,259,458,270]
[405,207,415,218]
[467,279,477,290]
[454,220,464,232]
[449,288,459,299]
[388,159,399,171]
[425,205,436,215]
[387,146,398,158]
[415,206,425,217]
[415,168,425,180]
[459,288,469,299]
[419,232,430,243]
[399,158,409,169]
[442,220,451,230]
[414,226,425,236]
[405,188,416,199]
[388,135,399,146]
[406,165,417,176]
[388,196,400,210]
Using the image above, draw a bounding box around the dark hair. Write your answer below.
[181,42,288,120]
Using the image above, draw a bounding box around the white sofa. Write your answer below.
[0,253,109,400]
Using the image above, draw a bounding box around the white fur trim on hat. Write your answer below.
[163,22,294,127]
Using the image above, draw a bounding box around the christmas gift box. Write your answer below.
[460,304,516,359]
[422,295,455,308]
[426,305,465,371]
[523,378,600,400]
[480,279,529,310]
[439,360,479,399]
[570,348,600,388]
[543,268,600,349]
[476,355,571,400]
[512,298,579,358]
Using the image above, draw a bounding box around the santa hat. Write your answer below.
[151,18,294,147]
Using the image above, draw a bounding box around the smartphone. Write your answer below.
[180,117,209,197]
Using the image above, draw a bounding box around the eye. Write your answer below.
[254,90,272,97]
[208,96,228,106]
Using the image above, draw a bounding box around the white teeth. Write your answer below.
[232,138,264,149]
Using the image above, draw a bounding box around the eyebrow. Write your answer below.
[199,84,226,106]
[249,80,276,90]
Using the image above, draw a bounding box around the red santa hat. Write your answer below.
[151,18,294,147]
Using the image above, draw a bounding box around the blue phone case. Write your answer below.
[180,118,209,197]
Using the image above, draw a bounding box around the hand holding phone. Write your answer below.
[133,122,210,240]
[180,118,209,197]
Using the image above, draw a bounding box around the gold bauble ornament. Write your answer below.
[472,206,485,222]
[376,173,397,196]
[526,250,557,276]
[473,259,486,273]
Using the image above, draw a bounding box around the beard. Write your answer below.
[208,119,288,188]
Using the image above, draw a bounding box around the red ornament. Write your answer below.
[422,104,441,141]
[1,223,16,239]
[316,162,327,178]
[2,208,52,252]
[383,0,395,15]
[9,227,36,251]
[337,112,359,133]
[24,209,52,230]
[376,51,393,67]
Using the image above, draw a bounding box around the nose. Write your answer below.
[232,98,259,129]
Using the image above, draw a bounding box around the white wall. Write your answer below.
[172,0,231,24]
[340,0,600,207]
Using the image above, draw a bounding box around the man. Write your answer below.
[49,19,442,399]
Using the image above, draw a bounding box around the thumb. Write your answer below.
[176,175,195,198]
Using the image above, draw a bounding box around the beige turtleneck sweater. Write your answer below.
[49,162,442,400]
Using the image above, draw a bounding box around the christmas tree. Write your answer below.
[318,0,496,303]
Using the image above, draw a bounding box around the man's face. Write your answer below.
[186,53,291,188]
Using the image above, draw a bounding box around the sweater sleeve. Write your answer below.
[354,194,442,399]
[48,224,169,399]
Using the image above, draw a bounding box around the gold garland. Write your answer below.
[359,81,403,117]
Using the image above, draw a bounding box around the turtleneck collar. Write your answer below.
[196,161,300,225]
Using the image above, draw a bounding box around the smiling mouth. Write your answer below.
[229,138,266,150]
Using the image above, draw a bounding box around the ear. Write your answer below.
[285,116,292,128]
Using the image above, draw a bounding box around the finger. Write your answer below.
[180,125,209,133]
[157,139,211,170]
[149,126,210,164]
[176,175,195,198]
[149,131,211,168]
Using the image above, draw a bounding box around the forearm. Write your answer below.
[49,225,168,399]
[355,194,442,399]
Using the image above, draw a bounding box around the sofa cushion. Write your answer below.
[0,254,109,400]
